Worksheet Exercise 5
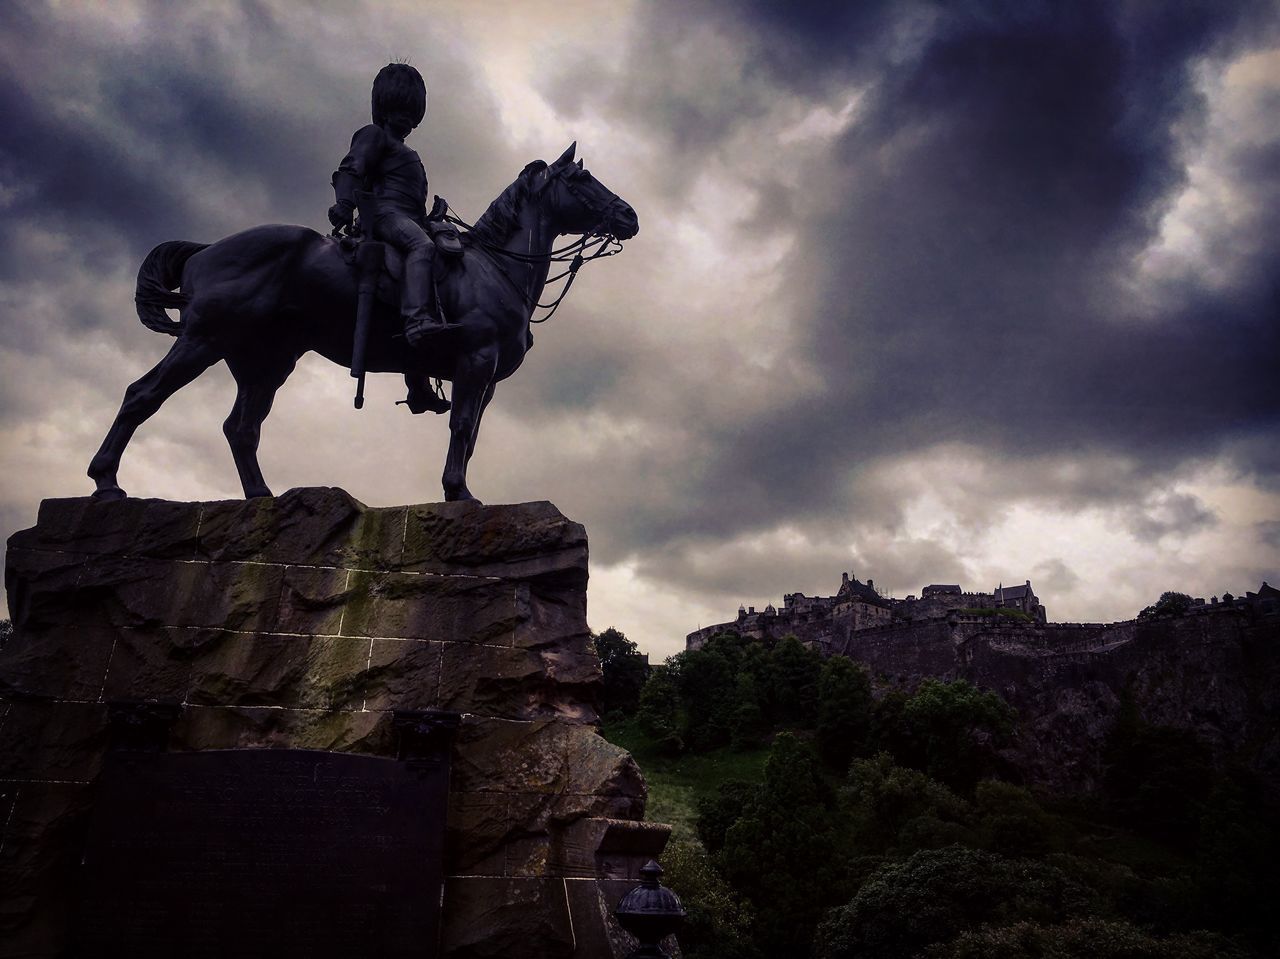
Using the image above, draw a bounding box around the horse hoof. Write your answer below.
[244,487,273,499]
[91,486,127,502]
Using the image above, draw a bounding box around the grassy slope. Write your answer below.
[602,716,770,841]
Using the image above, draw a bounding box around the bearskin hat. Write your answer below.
[371,63,427,128]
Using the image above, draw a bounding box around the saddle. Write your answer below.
[335,194,463,309]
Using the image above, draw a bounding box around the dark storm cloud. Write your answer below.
[0,0,516,356]
[784,1,1280,472]
[532,0,1280,605]
[0,1,326,259]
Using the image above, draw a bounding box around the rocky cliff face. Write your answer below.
[1,488,667,958]
[823,612,1280,795]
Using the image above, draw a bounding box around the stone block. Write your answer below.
[97,626,222,703]
[15,496,201,560]
[170,704,393,755]
[191,487,411,570]
[514,589,589,650]
[565,878,646,959]
[0,627,115,702]
[401,501,588,588]
[452,720,569,795]
[0,782,91,959]
[0,700,108,783]
[438,643,598,721]
[181,632,376,710]
[43,556,284,632]
[274,565,352,635]
[3,548,93,631]
[341,571,520,643]
[362,639,443,712]
[194,487,365,565]
[440,876,575,959]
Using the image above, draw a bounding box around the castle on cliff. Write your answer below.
[687,571,1047,650]
[686,573,1279,653]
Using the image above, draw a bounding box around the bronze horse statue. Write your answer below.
[88,144,637,503]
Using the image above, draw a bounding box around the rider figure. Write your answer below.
[328,63,445,345]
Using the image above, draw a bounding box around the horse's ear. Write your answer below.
[576,159,583,170]
[551,141,577,170]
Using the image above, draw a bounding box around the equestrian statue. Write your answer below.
[87,63,638,503]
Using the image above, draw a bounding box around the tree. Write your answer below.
[1138,591,1194,620]
[900,679,1016,792]
[0,619,11,652]
[729,673,768,749]
[674,644,740,751]
[661,839,759,959]
[697,780,759,854]
[972,780,1058,858]
[815,847,1096,959]
[765,635,822,729]
[923,918,1248,959]
[817,657,874,770]
[843,754,973,856]
[594,627,648,715]
[1193,766,1280,947]
[637,668,683,753]
[717,734,852,957]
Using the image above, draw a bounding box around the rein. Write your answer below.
[443,190,625,324]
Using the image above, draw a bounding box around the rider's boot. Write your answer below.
[402,373,451,414]
[402,239,447,347]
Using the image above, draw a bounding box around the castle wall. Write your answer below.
[689,603,1279,796]
[826,608,1277,795]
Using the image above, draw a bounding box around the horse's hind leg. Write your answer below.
[88,335,222,500]
[223,352,297,498]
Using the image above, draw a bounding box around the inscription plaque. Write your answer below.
[73,748,450,958]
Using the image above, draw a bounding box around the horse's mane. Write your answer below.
[468,161,543,246]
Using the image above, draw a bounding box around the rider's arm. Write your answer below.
[331,124,387,214]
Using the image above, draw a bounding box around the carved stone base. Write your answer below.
[1,488,668,958]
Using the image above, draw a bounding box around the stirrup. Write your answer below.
[399,378,451,414]
[404,313,449,347]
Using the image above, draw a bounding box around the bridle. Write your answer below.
[445,165,628,323]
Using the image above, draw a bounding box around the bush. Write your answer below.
[696,780,758,854]
[922,918,1249,959]
[900,679,1016,792]
[814,847,1096,959]
[973,781,1060,858]
[843,754,974,856]
[718,735,852,957]
[661,839,758,959]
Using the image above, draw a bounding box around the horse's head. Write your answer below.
[538,143,639,241]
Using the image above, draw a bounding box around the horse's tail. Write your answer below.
[134,240,209,335]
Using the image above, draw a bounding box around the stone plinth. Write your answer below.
[1,487,668,958]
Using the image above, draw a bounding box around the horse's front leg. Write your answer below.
[442,347,498,503]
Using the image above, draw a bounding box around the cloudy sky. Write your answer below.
[1,0,1278,658]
